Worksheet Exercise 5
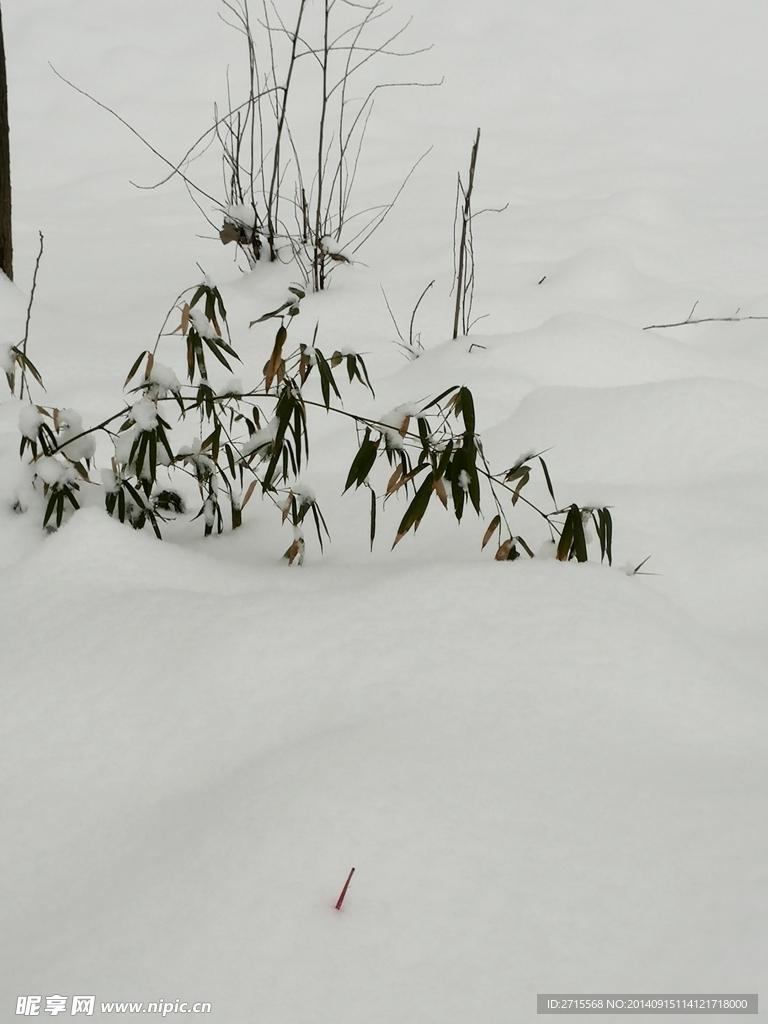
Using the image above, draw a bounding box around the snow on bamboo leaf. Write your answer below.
[14,276,620,567]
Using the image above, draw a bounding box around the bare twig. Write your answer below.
[19,232,44,402]
[409,279,433,348]
[644,312,768,330]
[452,129,480,340]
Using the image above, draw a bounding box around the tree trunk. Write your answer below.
[0,3,12,281]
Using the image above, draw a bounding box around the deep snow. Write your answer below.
[1,1,766,1021]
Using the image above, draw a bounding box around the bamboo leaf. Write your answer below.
[241,478,259,510]
[420,385,460,412]
[458,386,476,436]
[203,337,234,372]
[482,514,501,549]
[511,468,530,506]
[603,508,613,566]
[494,539,513,561]
[539,456,557,507]
[43,492,58,528]
[264,325,287,391]
[433,476,448,508]
[124,351,148,388]
[385,464,403,495]
[556,507,575,562]
[343,429,379,492]
[393,471,434,547]
[516,535,536,559]
[370,487,377,550]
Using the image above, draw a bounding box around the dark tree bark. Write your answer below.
[0,3,12,281]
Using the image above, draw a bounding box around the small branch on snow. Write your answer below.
[643,304,768,330]
[335,867,355,911]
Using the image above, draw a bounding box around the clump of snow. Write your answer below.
[378,403,422,449]
[177,437,216,477]
[0,342,14,375]
[18,405,43,440]
[57,409,97,462]
[33,456,75,488]
[100,467,120,493]
[113,426,136,467]
[189,306,221,341]
[289,481,316,506]
[148,361,180,394]
[240,420,276,458]
[130,397,159,432]
[217,376,243,397]
[225,204,256,230]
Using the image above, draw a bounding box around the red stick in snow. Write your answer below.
[334,867,355,910]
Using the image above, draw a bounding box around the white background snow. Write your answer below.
[1,0,766,1020]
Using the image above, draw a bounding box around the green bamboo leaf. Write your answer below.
[370,487,377,550]
[354,353,375,397]
[573,508,588,562]
[450,449,467,522]
[214,287,228,322]
[420,385,460,412]
[124,350,148,389]
[313,349,342,410]
[343,429,379,492]
[556,506,576,561]
[216,337,240,359]
[593,510,606,563]
[156,423,175,463]
[263,390,295,489]
[467,460,481,515]
[311,501,329,553]
[515,535,536,559]
[435,440,454,480]
[249,299,293,325]
[43,492,58,528]
[603,508,613,566]
[203,337,234,372]
[417,416,430,452]
[458,386,476,436]
[148,430,157,482]
[393,470,434,547]
[539,456,557,507]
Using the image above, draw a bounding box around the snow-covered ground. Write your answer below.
[2,1,766,1020]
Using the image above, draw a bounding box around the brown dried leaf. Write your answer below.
[386,465,404,496]
[494,539,513,561]
[219,222,242,245]
[241,479,258,510]
[482,514,501,550]
[144,352,155,382]
[264,326,287,392]
[511,469,530,506]
[398,415,411,438]
[180,303,190,336]
[433,476,448,508]
[282,492,293,523]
